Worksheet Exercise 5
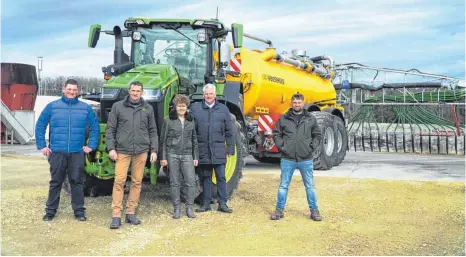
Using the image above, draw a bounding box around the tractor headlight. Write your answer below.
[143,89,162,101]
[197,29,208,44]
[132,31,142,41]
[101,88,119,99]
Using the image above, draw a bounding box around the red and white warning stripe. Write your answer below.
[258,115,274,134]
[230,57,241,72]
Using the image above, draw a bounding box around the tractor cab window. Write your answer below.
[133,26,207,84]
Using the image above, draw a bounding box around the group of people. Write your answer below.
[35,79,322,230]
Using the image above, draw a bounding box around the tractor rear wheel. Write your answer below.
[311,111,338,170]
[333,117,348,166]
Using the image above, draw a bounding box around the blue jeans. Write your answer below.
[276,159,318,211]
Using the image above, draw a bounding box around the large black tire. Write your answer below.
[311,111,338,170]
[333,117,348,166]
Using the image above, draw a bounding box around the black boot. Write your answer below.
[195,203,212,212]
[43,214,55,221]
[125,214,141,225]
[110,217,121,229]
[173,207,181,219]
[75,214,87,221]
[186,206,196,218]
[310,209,322,221]
[217,204,233,213]
[270,209,284,220]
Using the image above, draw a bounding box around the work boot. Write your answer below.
[217,204,233,213]
[195,203,212,212]
[74,214,87,221]
[310,209,322,221]
[173,207,181,219]
[270,209,284,220]
[186,206,196,218]
[110,217,121,229]
[43,214,55,221]
[125,214,141,225]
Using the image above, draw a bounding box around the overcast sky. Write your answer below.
[2,0,464,81]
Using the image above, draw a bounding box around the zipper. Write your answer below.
[294,119,299,160]
[208,108,213,162]
[133,107,136,155]
[180,119,184,155]
[68,100,71,153]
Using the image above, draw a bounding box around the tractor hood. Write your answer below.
[101,64,179,102]
[104,64,178,89]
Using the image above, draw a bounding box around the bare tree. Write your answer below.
[40,76,104,96]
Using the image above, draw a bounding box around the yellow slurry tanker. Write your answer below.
[227,41,348,170]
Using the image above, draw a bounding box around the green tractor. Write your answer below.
[70,18,248,199]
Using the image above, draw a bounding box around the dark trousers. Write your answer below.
[168,154,196,207]
[45,152,85,216]
[200,164,227,205]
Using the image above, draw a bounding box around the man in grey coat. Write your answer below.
[271,92,323,221]
[106,81,158,229]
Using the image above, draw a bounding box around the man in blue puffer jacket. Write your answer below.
[35,79,100,222]
[190,83,235,213]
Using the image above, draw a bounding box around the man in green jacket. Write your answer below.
[106,81,158,229]
[271,92,323,221]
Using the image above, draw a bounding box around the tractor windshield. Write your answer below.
[133,25,207,84]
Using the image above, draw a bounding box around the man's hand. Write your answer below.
[109,149,118,161]
[82,146,93,154]
[193,160,198,166]
[40,147,52,156]
[160,160,168,166]
[150,152,157,163]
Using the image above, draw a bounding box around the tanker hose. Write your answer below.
[309,55,334,70]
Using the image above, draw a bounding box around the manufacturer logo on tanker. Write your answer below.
[262,74,285,84]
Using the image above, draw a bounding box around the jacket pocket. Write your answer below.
[281,141,290,157]
[297,139,313,160]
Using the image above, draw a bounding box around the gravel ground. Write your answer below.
[1,155,464,255]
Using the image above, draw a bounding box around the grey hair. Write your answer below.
[203,83,216,94]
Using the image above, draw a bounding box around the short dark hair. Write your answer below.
[129,81,144,90]
[291,92,304,101]
[173,94,190,107]
[64,78,78,87]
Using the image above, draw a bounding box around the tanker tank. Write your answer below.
[239,47,337,119]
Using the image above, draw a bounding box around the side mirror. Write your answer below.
[219,39,230,69]
[88,24,101,48]
[231,23,243,48]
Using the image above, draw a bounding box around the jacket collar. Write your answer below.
[61,94,79,105]
[169,109,193,121]
[201,100,218,109]
[123,95,146,108]
[284,108,312,119]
